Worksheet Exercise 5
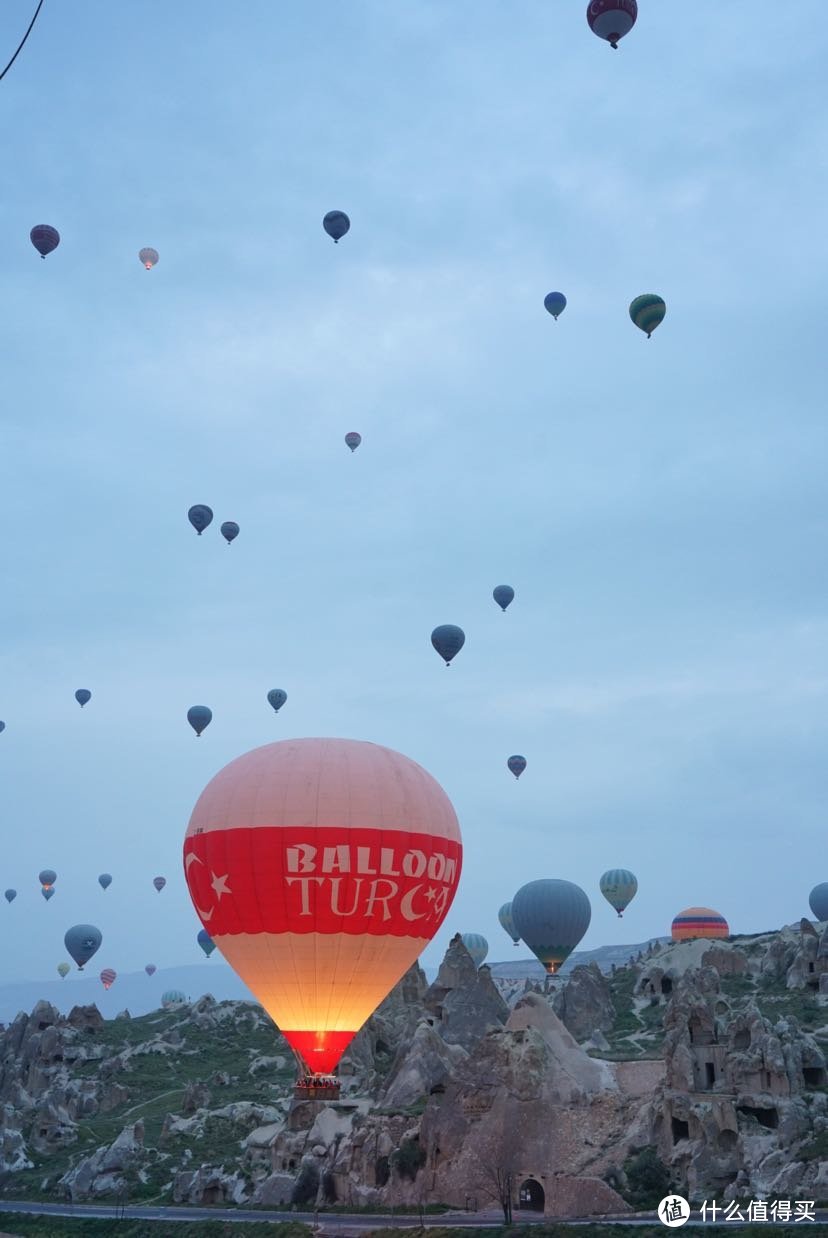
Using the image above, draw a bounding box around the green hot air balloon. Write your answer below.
[57,962,70,979]
[498,901,520,946]
[460,932,488,968]
[629,294,666,338]
[64,924,102,970]
[599,868,638,917]
[511,878,591,974]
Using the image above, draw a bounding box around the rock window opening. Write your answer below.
[661,977,673,995]
[705,1062,715,1088]
[671,1117,689,1143]
[738,1105,778,1130]
[803,1067,826,1087]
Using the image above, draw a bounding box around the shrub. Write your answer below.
[391,1137,426,1181]
[621,1145,671,1209]
[291,1162,320,1206]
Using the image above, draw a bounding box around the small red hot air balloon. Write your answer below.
[183,738,462,1076]
[100,968,116,990]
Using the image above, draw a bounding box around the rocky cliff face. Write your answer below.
[0,923,826,1214]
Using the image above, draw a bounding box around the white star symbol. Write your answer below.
[425,887,437,902]
[210,872,232,899]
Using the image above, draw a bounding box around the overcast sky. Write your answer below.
[1,1,827,988]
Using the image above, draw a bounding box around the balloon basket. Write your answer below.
[294,1074,341,1101]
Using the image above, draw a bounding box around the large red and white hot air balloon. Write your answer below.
[183,738,462,1076]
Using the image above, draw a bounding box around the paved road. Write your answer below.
[0,1200,826,1227]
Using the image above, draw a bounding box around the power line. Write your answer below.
[0,0,46,84]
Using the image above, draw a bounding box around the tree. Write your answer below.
[472,1152,515,1224]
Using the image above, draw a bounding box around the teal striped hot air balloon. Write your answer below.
[498,901,520,946]
[460,932,489,968]
[599,868,638,917]
[629,294,666,338]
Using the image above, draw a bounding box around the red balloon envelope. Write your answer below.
[183,738,462,1075]
[100,968,116,990]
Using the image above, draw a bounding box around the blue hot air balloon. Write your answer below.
[197,928,216,958]
[220,521,239,545]
[39,870,57,890]
[460,932,489,968]
[345,432,362,452]
[431,624,465,667]
[4,889,16,904]
[507,755,527,780]
[75,689,91,708]
[0,721,5,733]
[187,705,212,737]
[98,873,112,891]
[31,225,60,259]
[511,878,592,974]
[64,924,102,970]
[188,505,213,536]
[267,689,287,713]
[493,585,514,612]
[809,883,828,922]
[544,292,567,321]
[498,901,520,946]
[42,887,55,901]
[323,211,350,243]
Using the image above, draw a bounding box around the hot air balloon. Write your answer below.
[220,521,239,545]
[153,876,166,893]
[187,706,212,737]
[323,211,350,243]
[183,737,462,1077]
[498,901,520,946]
[267,689,287,714]
[139,247,159,270]
[4,889,16,904]
[75,689,91,708]
[629,294,666,338]
[460,932,488,968]
[493,585,514,612]
[98,873,112,891]
[809,884,828,922]
[39,870,56,890]
[145,964,157,976]
[671,907,729,941]
[507,755,527,780]
[344,432,361,452]
[543,292,567,321]
[188,505,213,536]
[100,968,116,990]
[57,962,70,979]
[197,928,216,958]
[30,225,60,258]
[599,868,638,917]
[42,887,55,901]
[431,624,465,667]
[65,924,102,970]
[586,0,637,48]
[162,989,186,1007]
[512,878,591,974]
[0,721,5,733]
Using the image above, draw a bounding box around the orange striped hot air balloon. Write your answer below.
[183,738,462,1076]
[671,906,729,941]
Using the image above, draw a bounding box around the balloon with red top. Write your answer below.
[587,0,637,48]
[183,738,463,1077]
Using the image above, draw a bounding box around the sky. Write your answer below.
[1,1,827,989]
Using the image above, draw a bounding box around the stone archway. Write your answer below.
[518,1178,545,1211]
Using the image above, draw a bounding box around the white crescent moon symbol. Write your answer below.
[400,884,425,922]
[185,851,213,920]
